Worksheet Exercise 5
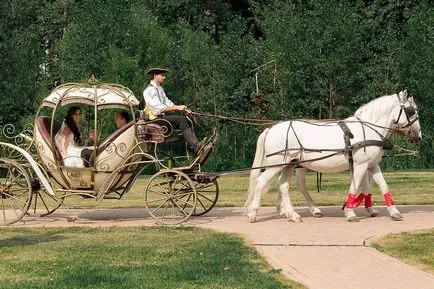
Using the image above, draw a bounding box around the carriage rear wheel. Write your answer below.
[192,179,219,216]
[144,170,197,225]
[0,158,32,225]
[27,183,62,217]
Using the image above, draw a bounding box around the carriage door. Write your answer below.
[59,167,93,189]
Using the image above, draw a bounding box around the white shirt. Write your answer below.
[142,80,174,115]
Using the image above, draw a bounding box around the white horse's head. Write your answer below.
[354,90,422,144]
[392,90,422,143]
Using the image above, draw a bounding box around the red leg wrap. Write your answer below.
[353,193,366,208]
[345,193,357,209]
[384,192,394,206]
[365,193,373,208]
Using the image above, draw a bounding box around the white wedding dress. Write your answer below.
[54,122,87,168]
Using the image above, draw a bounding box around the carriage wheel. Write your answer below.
[27,184,62,217]
[0,158,32,225]
[192,180,219,216]
[144,170,197,225]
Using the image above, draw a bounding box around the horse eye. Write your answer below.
[404,106,416,117]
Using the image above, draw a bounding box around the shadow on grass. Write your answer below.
[0,232,65,248]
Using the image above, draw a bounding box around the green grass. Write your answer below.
[62,170,434,209]
[0,227,305,289]
[373,229,434,275]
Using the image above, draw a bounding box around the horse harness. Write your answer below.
[265,120,393,176]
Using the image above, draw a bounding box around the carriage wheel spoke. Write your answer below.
[27,189,61,217]
[38,193,55,212]
[151,183,171,197]
[1,197,6,222]
[2,193,28,205]
[196,196,209,211]
[150,199,170,215]
[30,193,38,214]
[188,179,219,216]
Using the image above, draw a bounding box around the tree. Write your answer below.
[258,0,366,119]
[0,0,49,126]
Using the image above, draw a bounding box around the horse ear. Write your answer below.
[399,90,408,102]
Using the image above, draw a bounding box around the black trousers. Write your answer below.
[155,115,197,148]
[154,115,190,132]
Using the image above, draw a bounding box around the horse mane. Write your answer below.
[354,94,398,122]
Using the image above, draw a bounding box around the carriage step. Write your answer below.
[194,173,219,183]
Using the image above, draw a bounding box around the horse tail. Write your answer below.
[245,128,269,207]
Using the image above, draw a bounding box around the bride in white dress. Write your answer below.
[55,106,93,167]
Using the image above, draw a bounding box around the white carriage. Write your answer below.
[0,82,218,225]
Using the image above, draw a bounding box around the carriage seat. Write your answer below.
[85,120,137,169]
[96,120,135,155]
[136,120,181,143]
[36,116,63,162]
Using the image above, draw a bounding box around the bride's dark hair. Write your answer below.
[64,106,82,144]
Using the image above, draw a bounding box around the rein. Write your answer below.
[193,110,408,134]
[192,111,279,126]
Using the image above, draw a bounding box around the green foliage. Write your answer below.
[0,0,432,169]
[260,0,367,119]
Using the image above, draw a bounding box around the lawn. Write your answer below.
[0,226,305,289]
[3,170,433,288]
[373,229,434,274]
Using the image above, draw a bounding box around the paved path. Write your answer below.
[14,205,434,289]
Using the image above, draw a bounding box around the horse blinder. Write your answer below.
[403,106,416,118]
[395,104,418,128]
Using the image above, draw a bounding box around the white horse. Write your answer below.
[245,90,421,222]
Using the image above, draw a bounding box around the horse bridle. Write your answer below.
[394,101,419,129]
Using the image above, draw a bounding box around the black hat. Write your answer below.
[146,67,169,75]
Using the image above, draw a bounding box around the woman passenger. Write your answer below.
[55,106,93,167]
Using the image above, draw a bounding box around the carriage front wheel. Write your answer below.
[144,170,197,225]
[0,158,32,225]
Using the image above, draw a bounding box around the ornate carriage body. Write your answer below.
[34,83,146,194]
[1,82,218,226]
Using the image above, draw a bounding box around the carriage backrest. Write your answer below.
[96,120,135,156]
[91,120,137,171]
[36,116,63,162]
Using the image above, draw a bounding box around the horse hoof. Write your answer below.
[292,216,303,223]
[370,211,379,217]
[344,209,359,222]
[366,207,379,217]
[310,207,323,218]
[347,216,359,222]
[313,212,323,218]
[387,206,403,221]
[248,215,257,223]
[391,214,403,221]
